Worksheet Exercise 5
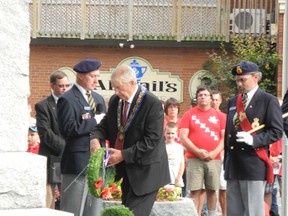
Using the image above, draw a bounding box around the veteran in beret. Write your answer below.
[223,61,283,216]
[57,58,107,216]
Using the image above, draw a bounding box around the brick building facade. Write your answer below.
[29,44,222,117]
[28,6,285,118]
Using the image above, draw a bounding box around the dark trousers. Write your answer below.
[121,172,158,216]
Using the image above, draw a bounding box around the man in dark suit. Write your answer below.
[282,89,288,136]
[35,70,70,209]
[57,58,106,216]
[90,65,170,216]
[224,61,283,216]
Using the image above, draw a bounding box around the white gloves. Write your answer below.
[94,113,105,124]
[236,131,253,146]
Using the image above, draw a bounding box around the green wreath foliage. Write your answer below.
[87,148,116,198]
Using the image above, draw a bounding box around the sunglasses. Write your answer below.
[53,83,71,88]
[235,75,252,83]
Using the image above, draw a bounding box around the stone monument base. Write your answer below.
[103,198,197,216]
[0,208,73,216]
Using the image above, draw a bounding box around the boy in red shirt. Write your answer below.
[27,124,40,154]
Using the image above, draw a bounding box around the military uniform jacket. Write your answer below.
[91,87,170,196]
[57,85,106,175]
[224,88,283,180]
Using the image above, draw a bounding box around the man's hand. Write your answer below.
[196,148,209,160]
[107,148,124,166]
[90,139,101,153]
[236,131,253,146]
[206,150,218,160]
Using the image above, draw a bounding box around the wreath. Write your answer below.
[87,147,122,200]
[156,185,182,202]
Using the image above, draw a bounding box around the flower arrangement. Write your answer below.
[87,148,122,200]
[156,185,182,202]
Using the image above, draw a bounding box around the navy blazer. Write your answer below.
[91,86,170,196]
[36,95,65,157]
[224,88,283,180]
[57,85,106,174]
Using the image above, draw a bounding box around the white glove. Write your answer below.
[94,113,105,124]
[236,131,253,146]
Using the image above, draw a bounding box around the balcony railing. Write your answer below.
[29,0,278,42]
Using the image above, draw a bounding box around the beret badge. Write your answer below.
[236,66,242,74]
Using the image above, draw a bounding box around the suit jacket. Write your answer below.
[57,85,106,175]
[224,88,283,180]
[91,86,170,196]
[282,89,288,136]
[35,95,65,157]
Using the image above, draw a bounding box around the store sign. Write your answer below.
[189,70,213,99]
[60,56,183,103]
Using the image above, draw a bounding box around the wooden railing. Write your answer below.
[29,0,278,42]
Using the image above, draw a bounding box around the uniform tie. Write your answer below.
[234,93,247,130]
[122,101,129,125]
[86,91,97,114]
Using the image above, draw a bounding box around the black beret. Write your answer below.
[232,61,259,75]
[73,58,102,73]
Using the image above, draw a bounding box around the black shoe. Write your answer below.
[270,210,280,216]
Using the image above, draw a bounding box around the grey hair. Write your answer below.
[252,72,262,81]
[111,65,137,83]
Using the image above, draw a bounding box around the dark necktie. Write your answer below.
[86,91,97,114]
[234,93,247,130]
[122,101,129,125]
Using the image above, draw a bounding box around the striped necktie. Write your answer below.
[234,93,247,130]
[86,91,97,114]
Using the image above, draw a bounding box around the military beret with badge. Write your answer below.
[232,61,259,76]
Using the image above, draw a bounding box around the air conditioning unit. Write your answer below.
[231,9,266,34]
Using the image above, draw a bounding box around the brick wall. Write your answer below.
[29,44,220,118]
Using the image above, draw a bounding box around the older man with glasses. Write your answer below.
[224,61,283,216]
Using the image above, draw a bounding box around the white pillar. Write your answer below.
[281,1,288,216]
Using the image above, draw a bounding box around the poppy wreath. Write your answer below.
[86,148,122,200]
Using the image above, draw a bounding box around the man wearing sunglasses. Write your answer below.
[224,61,283,216]
[35,70,70,209]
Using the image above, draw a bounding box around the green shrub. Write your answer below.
[205,36,280,107]
[101,205,134,216]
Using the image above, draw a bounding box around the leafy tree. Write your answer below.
[204,36,280,104]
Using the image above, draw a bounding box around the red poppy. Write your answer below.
[94,178,103,189]
[164,187,173,193]
[101,187,112,199]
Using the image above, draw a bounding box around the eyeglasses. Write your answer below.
[197,93,211,98]
[236,75,252,83]
[53,83,71,88]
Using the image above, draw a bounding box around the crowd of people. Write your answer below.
[27,59,288,216]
